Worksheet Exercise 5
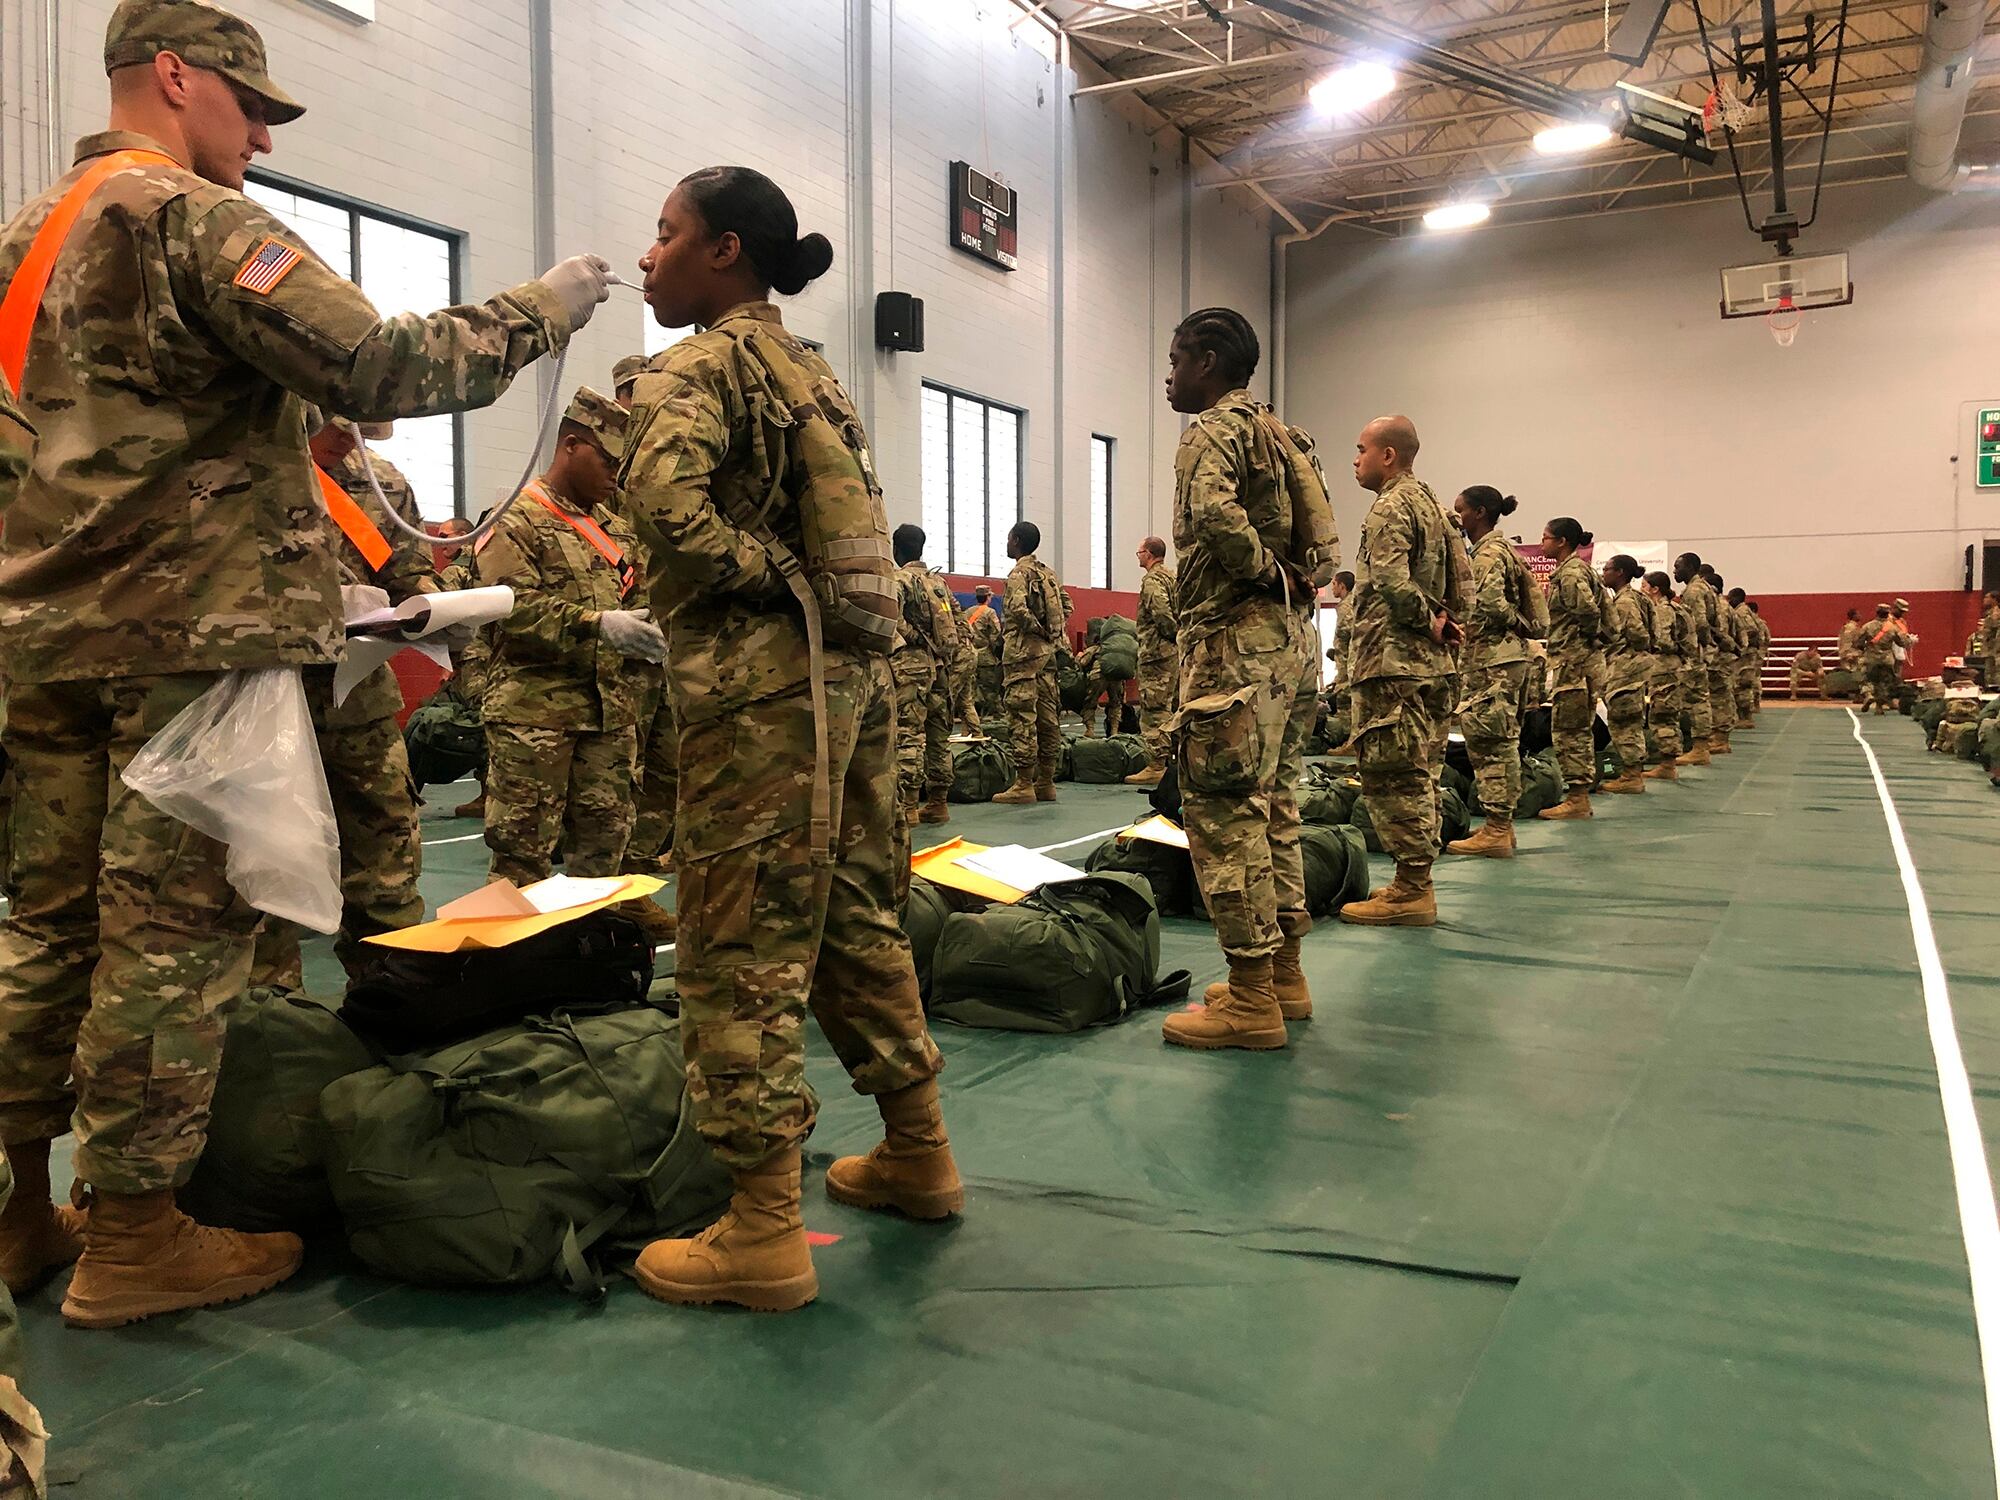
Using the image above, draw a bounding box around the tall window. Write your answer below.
[921,383,1022,577]
[246,174,464,520]
[1089,435,1114,589]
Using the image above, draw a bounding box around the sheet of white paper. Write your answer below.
[521,874,630,914]
[332,637,451,707]
[955,845,1088,893]
[332,586,512,706]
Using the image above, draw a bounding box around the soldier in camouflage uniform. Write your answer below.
[0,0,606,1329]
[1598,555,1654,795]
[1700,566,1739,751]
[1536,519,1609,819]
[966,585,1003,721]
[433,532,495,818]
[890,524,959,825]
[251,420,434,992]
[1641,572,1686,780]
[1967,592,2000,688]
[1857,603,1907,715]
[1726,589,1759,727]
[1340,416,1472,922]
[1126,535,1178,786]
[1151,309,1327,1050]
[945,587,981,734]
[1674,553,1721,763]
[473,388,664,885]
[617,167,956,1314]
[1748,601,1773,710]
[1445,487,1545,857]
[991,521,1071,804]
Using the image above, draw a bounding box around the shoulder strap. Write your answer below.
[527,481,636,597]
[315,463,393,572]
[0,149,178,391]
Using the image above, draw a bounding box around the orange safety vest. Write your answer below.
[0,145,392,570]
[524,479,635,597]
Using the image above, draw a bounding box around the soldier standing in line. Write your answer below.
[945,585,982,735]
[1598,554,1653,795]
[966,583,1003,721]
[890,523,958,826]
[1967,591,2000,688]
[617,166,957,1313]
[1641,571,1686,781]
[473,388,665,886]
[1857,603,1904,715]
[1340,413,1469,924]
[1837,608,1864,678]
[991,521,1070,805]
[1672,553,1720,763]
[1125,534,1178,786]
[0,0,607,1328]
[1537,518,1608,819]
[251,417,436,992]
[1445,487,1544,858]
[1154,308,1327,1048]
[1699,566,1738,752]
[1726,587,1758,729]
[1747,600,1773,712]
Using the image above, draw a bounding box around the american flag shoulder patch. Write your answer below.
[233,237,304,295]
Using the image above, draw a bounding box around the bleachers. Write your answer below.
[1767,634,1840,697]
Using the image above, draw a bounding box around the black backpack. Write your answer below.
[340,910,657,1052]
[1083,836,1198,917]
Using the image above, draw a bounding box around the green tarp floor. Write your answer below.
[17,706,2000,1497]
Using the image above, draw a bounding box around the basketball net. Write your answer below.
[1768,292,1802,348]
[1702,83,1752,148]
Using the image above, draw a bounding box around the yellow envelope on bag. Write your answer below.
[364,874,667,952]
[909,838,1028,905]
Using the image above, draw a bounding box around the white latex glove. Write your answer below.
[600,607,666,663]
[539,254,614,331]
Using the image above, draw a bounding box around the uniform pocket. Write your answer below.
[1178,687,1262,795]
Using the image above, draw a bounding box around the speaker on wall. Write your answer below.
[875,292,925,353]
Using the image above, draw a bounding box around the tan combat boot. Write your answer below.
[1446,816,1516,859]
[1708,733,1732,754]
[452,789,486,820]
[825,1079,964,1220]
[1602,769,1647,795]
[1123,765,1164,787]
[621,895,678,945]
[1676,744,1711,767]
[1539,787,1594,820]
[919,797,951,825]
[990,779,1037,805]
[1034,778,1059,802]
[1202,935,1314,1021]
[634,1147,817,1313]
[1645,760,1679,782]
[0,1139,84,1297]
[1163,956,1288,1050]
[61,1190,303,1329]
[1339,862,1438,926]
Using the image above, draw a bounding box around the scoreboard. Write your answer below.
[950,161,1018,272]
[1979,407,2000,489]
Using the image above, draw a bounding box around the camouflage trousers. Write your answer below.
[950,649,981,733]
[1708,662,1737,735]
[484,720,638,886]
[1551,648,1607,790]
[1605,675,1648,774]
[0,761,12,908]
[1178,612,1316,960]
[0,674,260,1193]
[0,1149,45,1497]
[975,659,1003,723]
[252,668,425,990]
[1648,668,1684,761]
[1355,674,1452,865]
[1456,661,1527,819]
[1861,658,1899,708]
[1682,657,1714,742]
[1736,662,1759,721]
[1003,661,1062,783]
[892,657,951,810]
[626,678,679,874]
[675,655,944,1171]
[1137,651,1179,768]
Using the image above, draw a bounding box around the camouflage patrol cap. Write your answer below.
[104,0,306,126]
[1893,597,1911,611]
[611,355,649,391]
[562,386,629,461]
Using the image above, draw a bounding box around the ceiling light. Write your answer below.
[1533,120,1616,155]
[1309,61,1396,117]
[1423,201,1492,231]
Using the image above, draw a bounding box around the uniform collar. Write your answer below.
[526,476,588,518]
[709,301,784,332]
[74,130,189,169]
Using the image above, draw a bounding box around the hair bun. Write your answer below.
[1580,529,1595,547]
[1498,494,1518,516]
[774,232,834,295]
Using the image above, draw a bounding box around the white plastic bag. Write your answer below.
[123,668,342,934]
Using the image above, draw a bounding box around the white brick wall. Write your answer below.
[3,0,1275,585]
[1283,181,2000,595]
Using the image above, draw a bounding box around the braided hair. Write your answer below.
[1174,307,1261,385]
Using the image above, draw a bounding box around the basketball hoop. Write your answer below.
[1767,293,1802,348]
[1702,82,1752,148]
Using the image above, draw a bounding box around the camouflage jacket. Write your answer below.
[1731,603,1759,659]
[1001,553,1069,678]
[1462,528,1546,671]
[892,559,959,671]
[0,378,30,499]
[620,301,880,725]
[965,603,1002,666]
[1837,619,1863,667]
[1753,614,1772,653]
[1968,610,2000,669]
[1858,616,1907,663]
[1606,585,1654,693]
[1680,576,1722,660]
[1171,389,1303,645]
[1136,563,1178,665]
[1544,554,1607,670]
[1349,472,1471,685]
[0,131,567,686]
[474,478,641,732]
[318,447,437,729]
[1648,595,1687,667]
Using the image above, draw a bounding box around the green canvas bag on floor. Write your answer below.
[949,738,1015,802]
[1068,734,1150,783]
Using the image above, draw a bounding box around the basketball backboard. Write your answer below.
[1719,251,1853,317]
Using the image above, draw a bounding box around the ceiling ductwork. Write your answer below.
[1908,0,1998,192]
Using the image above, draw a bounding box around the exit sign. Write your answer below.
[1981,408,2000,488]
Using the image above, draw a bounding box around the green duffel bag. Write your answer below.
[1300,823,1370,914]
[179,988,377,1234]
[901,875,955,1001]
[1298,768,1362,826]
[1059,665,1094,713]
[1083,835,1197,917]
[930,873,1191,1033]
[1914,698,1948,738]
[1441,783,1472,846]
[1095,616,1139,681]
[948,737,1015,803]
[321,1003,732,1293]
[1516,750,1565,819]
[1069,734,1149,783]
[1822,668,1860,698]
[1442,762,1478,816]
[1980,715,2000,770]
[403,692,485,790]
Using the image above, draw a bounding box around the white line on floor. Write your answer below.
[1031,824,1135,857]
[422,832,485,846]
[1848,705,2000,1488]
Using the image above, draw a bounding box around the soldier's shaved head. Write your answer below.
[1352,414,1420,493]
[1366,415,1420,461]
